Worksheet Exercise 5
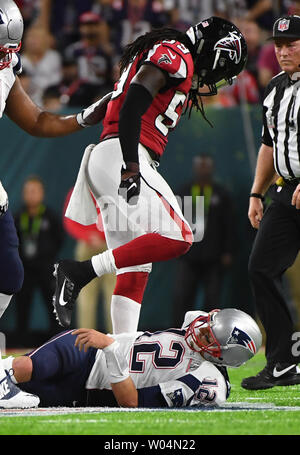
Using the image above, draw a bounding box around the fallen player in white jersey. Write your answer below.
[0,309,261,409]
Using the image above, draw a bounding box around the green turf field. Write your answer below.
[0,350,300,437]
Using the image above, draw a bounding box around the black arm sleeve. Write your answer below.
[119,83,153,165]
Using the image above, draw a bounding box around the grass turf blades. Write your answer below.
[0,351,300,435]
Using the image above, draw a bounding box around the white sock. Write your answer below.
[91,249,116,277]
[0,293,12,319]
[1,356,17,383]
[111,295,141,334]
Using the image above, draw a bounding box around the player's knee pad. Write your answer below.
[113,271,149,304]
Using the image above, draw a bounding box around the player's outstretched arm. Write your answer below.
[5,76,111,137]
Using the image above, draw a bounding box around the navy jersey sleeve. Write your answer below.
[137,362,229,408]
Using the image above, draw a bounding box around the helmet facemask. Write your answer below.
[0,0,24,70]
[185,310,222,359]
[0,41,21,70]
[185,308,262,368]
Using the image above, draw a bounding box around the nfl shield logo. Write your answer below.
[278,18,290,31]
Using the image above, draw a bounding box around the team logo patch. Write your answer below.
[158,54,172,65]
[166,388,184,407]
[214,31,242,64]
[278,18,290,32]
[227,327,257,354]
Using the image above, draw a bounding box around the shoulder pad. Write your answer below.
[144,41,192,80]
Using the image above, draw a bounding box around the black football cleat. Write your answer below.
[52,259,97,327]
[52,261,79,327]
[241,363,300,390]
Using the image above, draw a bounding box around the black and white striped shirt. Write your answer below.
[262,71,300,179]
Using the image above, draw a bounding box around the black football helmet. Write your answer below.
[186,16,247,96]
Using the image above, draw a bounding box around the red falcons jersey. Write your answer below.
[101,40,194,157]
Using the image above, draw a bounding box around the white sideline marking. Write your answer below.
[1,402,300,417]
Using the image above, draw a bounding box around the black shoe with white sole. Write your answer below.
[52,259,96,327]
[241,363,300,390]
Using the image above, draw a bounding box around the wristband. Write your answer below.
[103,341,129,384]
[250,193,264,201]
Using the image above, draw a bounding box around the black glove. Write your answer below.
[118,170,141,205]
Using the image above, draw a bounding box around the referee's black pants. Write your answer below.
[248,187,300,367]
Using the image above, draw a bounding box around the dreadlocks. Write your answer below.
[119,27,213,125]
[119,28,194,74]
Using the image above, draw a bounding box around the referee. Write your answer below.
[242,15,300,390]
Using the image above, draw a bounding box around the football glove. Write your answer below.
[0,180,8,217]
[77,92,112,128]
[118,167,141,205]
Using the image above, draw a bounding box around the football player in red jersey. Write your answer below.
[53,17,247,333]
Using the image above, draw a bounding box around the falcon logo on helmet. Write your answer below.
[185,16,247,99]
[227,327,257,354]
[214,32,242,65]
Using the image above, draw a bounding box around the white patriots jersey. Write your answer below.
[0,53,21,118]
[86,312,229,407]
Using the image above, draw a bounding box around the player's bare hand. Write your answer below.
[291,183,300,209]
[248,198,264,229]
[72,328,115,352]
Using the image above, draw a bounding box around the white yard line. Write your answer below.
[1,402,300,417]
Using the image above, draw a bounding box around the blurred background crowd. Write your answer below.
[2,0,300,348]
[15,0,300,111]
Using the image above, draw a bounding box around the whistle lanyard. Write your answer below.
[20,204,46,237]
